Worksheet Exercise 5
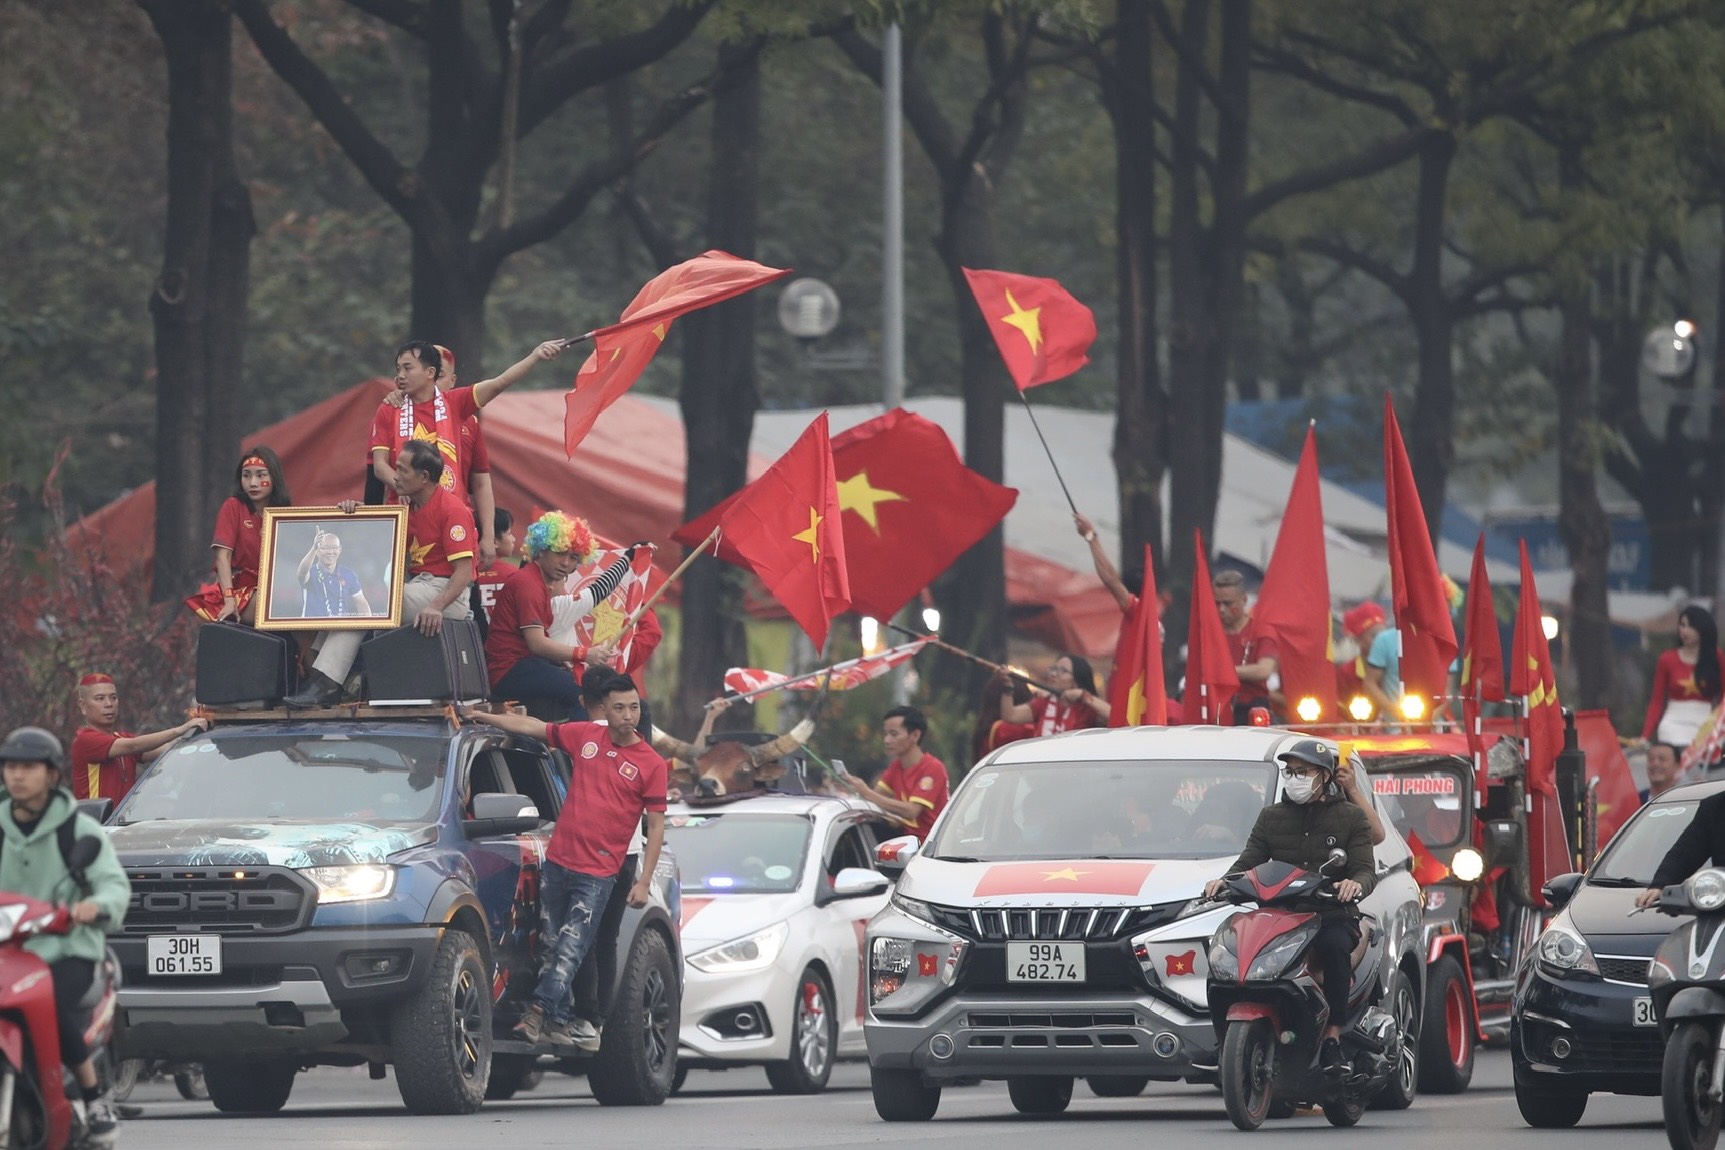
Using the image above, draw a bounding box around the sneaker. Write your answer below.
[513,1004,546,1044]
[567,1018,601,1053]
[85,1093,118,1146]
[1319,1037,1347,1073]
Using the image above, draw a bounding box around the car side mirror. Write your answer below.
[1482,819,1521,870]
[827,867,891,902]
[76,799,113,825]
[874,835,920,878]
[1542,871,1584,909]
[463,793,541,838]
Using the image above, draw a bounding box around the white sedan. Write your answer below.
[667,792,892,1093]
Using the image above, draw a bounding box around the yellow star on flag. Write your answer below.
[408,537,435,567]
[1000,289,1043,352]
[1042,867,1089,882]
[792,506,823,563]
[588,597,627,646]
[837,470,908,533]
[652,322,668,341]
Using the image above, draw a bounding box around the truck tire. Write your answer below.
[1418,955,1475,1093]
[1087,1075,1149,1097]
[485,1053,538,1101]
[871,1066,940,1121]
[764,967,837,1094]
[391,928,491,1115]
[204,1060,297,1114]
[588,929,678,1106]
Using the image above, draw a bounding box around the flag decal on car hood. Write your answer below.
[972,861,1156,898]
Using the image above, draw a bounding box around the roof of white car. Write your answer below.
[665,791,878,819]
[982,724,1311,766]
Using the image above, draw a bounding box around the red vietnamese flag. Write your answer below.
[1511,541,1562,797]
[1252,426,1336,723]
[972,861,1157,898]
[711,413,850,648]
[1405,831,1451,887]
[1460,534,1505,799]
[1383,395,1458,712]
[676,408,1017,620]
[1108,547,1166,726]
[1186,532,1241,724]
[961,268,1098,390]
[564,251,792,455]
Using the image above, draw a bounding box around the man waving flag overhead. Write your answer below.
[961,268,1097,390]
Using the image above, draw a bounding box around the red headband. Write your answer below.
[241,454,268,470]
[435,345,455,374]
[79,673,114,688]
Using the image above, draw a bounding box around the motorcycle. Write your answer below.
[111,1059,207,1104]
[0,838,120,1149]
[1206,855,1401,1131]
[1648,867,1725,1150]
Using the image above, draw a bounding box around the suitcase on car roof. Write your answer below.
[360,619,488,704]
[195,623,297,707]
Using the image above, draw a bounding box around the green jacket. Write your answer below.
[1227,796,1375,915]
[0,789,130,965]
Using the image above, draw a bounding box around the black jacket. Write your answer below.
[1651,791,1725,889]
[1227,796,1375,915]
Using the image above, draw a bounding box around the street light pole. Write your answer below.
[882,22,905,409]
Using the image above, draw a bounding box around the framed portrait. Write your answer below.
[256,506,409,631]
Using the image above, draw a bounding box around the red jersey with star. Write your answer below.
[875,753,949,839]
[210,496,263,586]
[369,386,479,498]
[1643,647,1725,739]
[544,721,668,878]
[71,727,141,803]
[485,563,556,688]
[405,485,476,577]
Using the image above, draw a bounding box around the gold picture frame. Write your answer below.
[256,506,409,631]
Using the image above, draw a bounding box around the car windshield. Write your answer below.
[115,733,447,825]
[1591,792,1705,884]
[925,760,1275,862]
[1370,766,1468,849]
[664,812,812,893]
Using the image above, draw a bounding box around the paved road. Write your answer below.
[117,1050,1663,1150]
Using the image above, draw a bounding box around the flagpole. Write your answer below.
[881,620,1061,694]
[1016,390,1079,516]
[554,332,597,350]
[626,526,720,627]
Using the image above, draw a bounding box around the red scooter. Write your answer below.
[0,840,119,1149]
[1206,857,1400,1131]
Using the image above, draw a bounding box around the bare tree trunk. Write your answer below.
[674,43,760,736]
[140,0,252,602]
[1406,133,1459,544]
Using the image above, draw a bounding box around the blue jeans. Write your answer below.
[535,861,617,1024]
[494,657,585,720]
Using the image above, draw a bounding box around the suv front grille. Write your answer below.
[930,903,1173,942]
[1597,956,1651,985]
[121,867,313,935]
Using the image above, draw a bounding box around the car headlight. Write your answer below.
[869,932,968,1014]
[1535,915,1600,979]
[1247,923,1318,981]
[1450,847,1485,883]
[1690,869,1725,912]
[1208,921,1239,981]
[688,921,789,974]
[890,891,937,927]
[303,864,396,905]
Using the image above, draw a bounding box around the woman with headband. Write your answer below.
[185,445,293,625]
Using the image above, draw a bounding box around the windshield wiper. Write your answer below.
[1589,876,1646,887]
[929,854,982,863]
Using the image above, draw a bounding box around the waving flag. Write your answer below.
[1252,425,1336,723]
[548,544,657,663]
[1185,532,1241,724]
[1383,395,1458,710]
[564,251,792,455]
[723,640,929,696]
[1108,547,1166,727]
[1460,534,1504,800]
[961,268,1097,390]
[1511,541,1562,797]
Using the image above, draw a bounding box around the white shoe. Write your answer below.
[567,1018,601,1053]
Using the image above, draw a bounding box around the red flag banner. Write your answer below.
[1383,395,1459,710]
[1511,541,1562,796]
[1108,546,1167,727]
[564,251,792,455]
[710,413,850,648]
[961,267,1098,390]
[1460,534,1504,800]
[1252,426,1336,723]
[1186,532,1241,724]
[676,408,1017,620]
[723,640,929,696]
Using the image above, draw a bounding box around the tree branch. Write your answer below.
[1298,235,1411,301]
[1147,0,1228,110]
[346,0,426,35]
[519,0,715,137]
[833,25,961,177]
[1243,127,1429,220]
[611,184,680,268]
[1249,40,1419,125]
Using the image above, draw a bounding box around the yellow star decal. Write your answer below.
[652,322,668,341]
[1042,867,1089,882]
[408,537,435,567]
[1000,289,1043,352]
[1460,652,1473,688]
[1125,678,1146,726]
[588,597,628,646]
[792,506,823,563]
[837,470,908,533]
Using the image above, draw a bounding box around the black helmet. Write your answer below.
[1276,737,1338,776]
[0,727,64,771]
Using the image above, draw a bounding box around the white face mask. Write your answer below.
[1283,774,1319,804]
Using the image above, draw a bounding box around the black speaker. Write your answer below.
[195,623,296,707]
[360,619,489,704]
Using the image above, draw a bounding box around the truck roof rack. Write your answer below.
[197,702,469,724]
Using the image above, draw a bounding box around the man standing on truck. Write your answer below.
[464,674,667,1048]
[71,673,209,804]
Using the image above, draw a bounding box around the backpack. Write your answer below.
[0,818,85,891]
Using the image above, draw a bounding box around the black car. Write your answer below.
[1510,778,1716,1127]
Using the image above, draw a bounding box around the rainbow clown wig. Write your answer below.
[524,511,596,561]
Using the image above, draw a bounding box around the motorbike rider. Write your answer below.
[1634,788,1725,907]
[0,727,131,1146]
[1204,738,1376,1071]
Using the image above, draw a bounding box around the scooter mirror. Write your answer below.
[1322,848,1348,875]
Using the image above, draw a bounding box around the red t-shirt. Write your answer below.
[1029,694,1104,737]
[875,753,949,840]
[71,727,141,803]
[405,485,477,578]
[1225,623,1280,705]
[1642,647,1725,739]
[545,721,668,877]
[486,563,556,688]
[210,496,264,586]
[459,416,489,505]
[369,386,480,499]
[474,561,521,626]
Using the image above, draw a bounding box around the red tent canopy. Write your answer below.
[70,381,1121,656]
